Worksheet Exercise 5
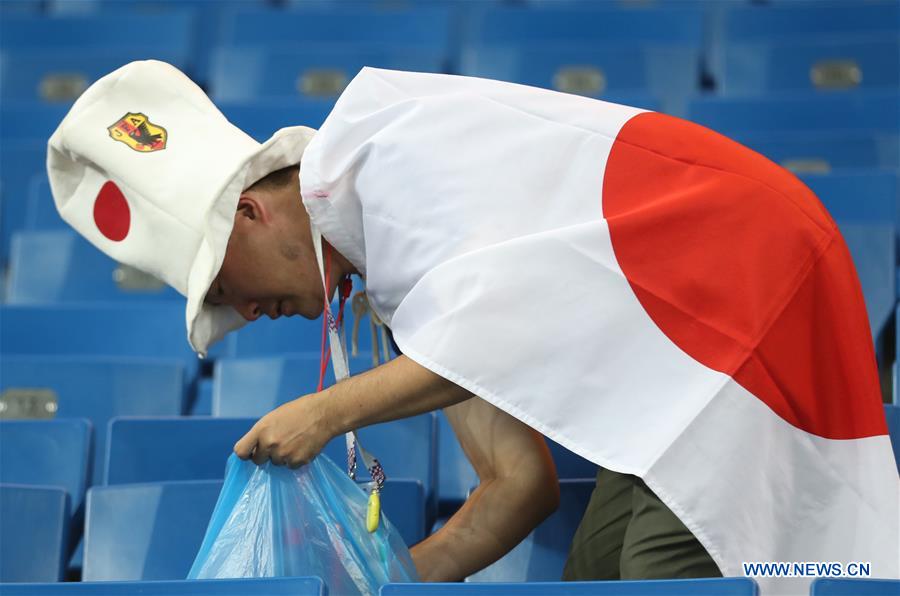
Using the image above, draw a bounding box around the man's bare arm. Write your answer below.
[409,398,560,582]
[321,354,474,434]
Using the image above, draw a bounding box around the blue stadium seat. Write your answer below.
[212,355,377,416]
[82,480,222,581]
[0,357,185,485]
[25,174,67,230]
[688,91,900,138]
[810,577,900,595]
[218,100,335,142]
[7,230,183,303]
[720,1,899,43]
[732,132,900,173]
[0,49,190,103]
[382,577,759,594]
[800,172,898,344]
[210,46,445,102]
[380,479,426,547]
[0,485,70,583]
[0,141,47,265]
[717,37,900,96]
[0,419,91,515]
[0,102,69,141]
[0,12,195,70]
[800,172,899,228]
[462,5,704,47]
[0,304,203,378]
[547,440,597,480]
[459,44,696,116]
[885,405,900,473]
[80,0,270,85]
[0,0,42,14]
[192,378,214,416]
[220,6,454,59]
[0,577,325,595]
[466,479,593,582]
[837,224,896,346]
[104,417,254,485]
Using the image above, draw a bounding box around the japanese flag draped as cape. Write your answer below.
[300,68,899,594]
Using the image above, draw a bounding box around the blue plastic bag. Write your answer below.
[188,453,418,594]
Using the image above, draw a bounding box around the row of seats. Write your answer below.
[2,399,899,582]
[1,1,896,99]
[1,577,898,596]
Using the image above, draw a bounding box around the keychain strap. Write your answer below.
[311,222,385,533]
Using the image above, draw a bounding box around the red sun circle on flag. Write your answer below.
[93,181,131,242]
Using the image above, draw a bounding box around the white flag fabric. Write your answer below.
[300,68,899,594]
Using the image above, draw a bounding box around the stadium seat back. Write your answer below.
[104,417,254,485]
[463,6,704,46]
[0,419,90,515]
[83,480,221,581]
[834,224,895,344]
[220,7,454,55]
[688,91,900,137]
[380,479,426,546]
[218,100,335,142]
[721,2,899,43]
[0,48,190,103]
[811,577,900,595]
[733,132,900,173]
[0,141,48,264]
[459,44,697,117]
[0,577,326,595]
[884,405,900,473]
[0,11,194,56]
[7,230,182,303]
[0,357,185,486]
[718,37,900,96]
[25,174,67,230]
[0,485,69,582]
[0,304,201,378]
[210,46,445,102]
[383,577,760,594]
[212,355,378,417]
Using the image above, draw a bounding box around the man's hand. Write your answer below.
[234,393,335,468]
[233,355,473,469]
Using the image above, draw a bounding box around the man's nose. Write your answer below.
[236,301,262,321]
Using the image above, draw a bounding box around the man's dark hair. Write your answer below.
[246,164,300,192]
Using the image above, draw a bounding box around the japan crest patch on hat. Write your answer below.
[108,112,167,152]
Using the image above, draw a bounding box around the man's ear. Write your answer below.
[235,194,268,225]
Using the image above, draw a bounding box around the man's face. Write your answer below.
[205,179,326,321]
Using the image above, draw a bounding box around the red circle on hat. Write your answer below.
[94,181,131,242]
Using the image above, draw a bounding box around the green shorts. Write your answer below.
[563,468,721,581]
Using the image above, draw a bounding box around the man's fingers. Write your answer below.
[233,426,259,460]
[251,442,271,466]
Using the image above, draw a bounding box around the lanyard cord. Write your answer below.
[310,222,385,533]
[316,247,351,393]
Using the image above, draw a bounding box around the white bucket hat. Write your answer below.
[47,60,316,356]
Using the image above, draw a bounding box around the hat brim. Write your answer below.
[184,126,317,357]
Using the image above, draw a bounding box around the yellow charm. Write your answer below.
[366,489,381,533]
